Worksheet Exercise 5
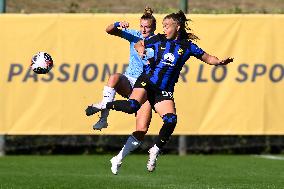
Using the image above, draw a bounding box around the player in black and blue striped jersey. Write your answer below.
[90,10,233,172]
[143,34,205,91]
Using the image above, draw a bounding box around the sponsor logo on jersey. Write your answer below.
[161,53,175,66]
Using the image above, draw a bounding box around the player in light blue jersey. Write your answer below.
[86,7,156,175]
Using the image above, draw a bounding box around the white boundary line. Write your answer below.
[254,155,284,160]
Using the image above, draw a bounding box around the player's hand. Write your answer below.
[137,49,147,59]
[217,57,234,66]
[119,21,129,28]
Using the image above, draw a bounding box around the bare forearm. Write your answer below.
[201,53,220,65]
[105,23,119,35]
[201,53,234,66]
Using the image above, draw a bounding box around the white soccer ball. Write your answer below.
[31,52,53,74]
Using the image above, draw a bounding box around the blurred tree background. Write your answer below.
[5,0,284,14]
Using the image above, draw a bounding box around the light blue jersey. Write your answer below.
[121,28,154,78]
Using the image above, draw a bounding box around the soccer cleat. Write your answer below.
[93,117,108,131]
[110,156,122,175]
[85,103,104,116]
[147,145,160,172]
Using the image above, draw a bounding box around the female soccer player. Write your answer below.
[88,10,234,172]
[86,7,156,175]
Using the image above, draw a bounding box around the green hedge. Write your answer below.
[3,135,284,155]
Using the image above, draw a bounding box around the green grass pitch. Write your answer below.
[0,155,283,189]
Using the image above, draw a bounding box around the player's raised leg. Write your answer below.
[86,73,132,130]
[105,88,148,116]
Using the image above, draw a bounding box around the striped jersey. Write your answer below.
[120,29,154,78]
[144,34,205,92]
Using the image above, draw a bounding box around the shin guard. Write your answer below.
[156,113,177,149]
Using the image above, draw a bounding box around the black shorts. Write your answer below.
[134,74,174,107]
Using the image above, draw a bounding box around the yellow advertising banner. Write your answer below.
[0,14,284,135]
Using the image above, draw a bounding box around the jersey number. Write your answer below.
[162,91,173,99]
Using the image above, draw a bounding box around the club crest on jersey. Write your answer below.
[178,48,184,55]
[162,53,175,66]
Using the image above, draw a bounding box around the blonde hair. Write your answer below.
[141,6,156,30]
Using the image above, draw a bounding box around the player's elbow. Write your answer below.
[105,28,112,34]
[105,25,115,34]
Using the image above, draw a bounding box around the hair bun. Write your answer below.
[144,6,153,16]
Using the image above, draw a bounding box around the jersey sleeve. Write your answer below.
[121,29,141,42]
[190,42,205,59]
[144,34,163,48]
[144,48,154,59]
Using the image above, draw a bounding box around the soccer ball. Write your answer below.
[31,52,53,74]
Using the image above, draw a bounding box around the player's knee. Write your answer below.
[160,113,177,139]
[156,113,177,148]
[108,73,120,88]
[126,99,141,114]
[162,113,177,127]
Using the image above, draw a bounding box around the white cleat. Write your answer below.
[147,145,160,172]
[93,117,108,131]
[110,156,122,175]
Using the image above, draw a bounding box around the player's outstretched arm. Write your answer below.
[201,53,234,66]
[105,21,130,37]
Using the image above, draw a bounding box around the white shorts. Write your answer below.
[124,74,138,89]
